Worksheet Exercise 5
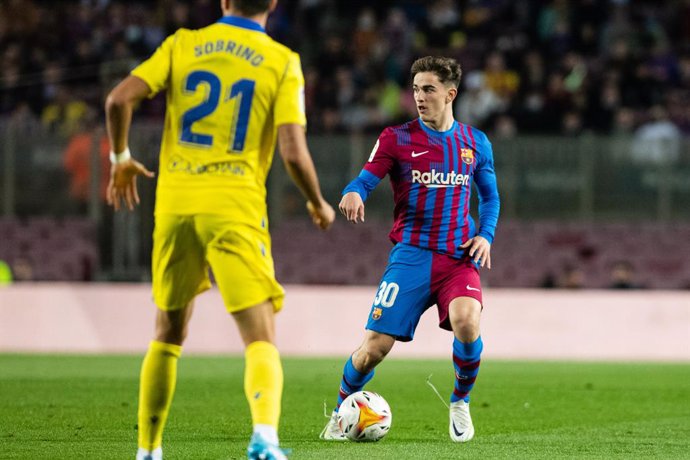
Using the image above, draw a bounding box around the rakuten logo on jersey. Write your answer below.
[411,169,470,188]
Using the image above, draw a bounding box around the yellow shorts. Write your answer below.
[151,214,285,313]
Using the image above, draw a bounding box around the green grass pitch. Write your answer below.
[1,355,688,459]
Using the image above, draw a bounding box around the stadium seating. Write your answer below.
[1,216,688,288]
[271,219,690,290]
[0,217,98,281]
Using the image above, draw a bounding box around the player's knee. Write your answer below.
[450,299,480,328]
[367,346,389,365]
[357,351,381,372]
[358,343,390,370]
[155,320,189,345]
[450,309,479,336]
[451,310,472,327]
[158,330,187,346]
[451,315,480,342]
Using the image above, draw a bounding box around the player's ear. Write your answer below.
[446,87,457,104]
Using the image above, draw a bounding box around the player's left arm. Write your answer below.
[105,76,155,211]
[275,52,335,230]
[277,123,335,230]
[459,131,500,268]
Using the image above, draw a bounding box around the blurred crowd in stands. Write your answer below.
[1,0,689,140]
[1,0,690,286]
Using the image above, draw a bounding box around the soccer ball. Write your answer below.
[337,391,392,442]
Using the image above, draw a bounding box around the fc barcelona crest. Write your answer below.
[461,148,474,165]
[372,307,383,320]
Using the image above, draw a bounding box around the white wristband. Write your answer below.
[109,147,131,164]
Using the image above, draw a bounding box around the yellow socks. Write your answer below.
[137,340,182,451]
[136,340,281,450]
[244,341,283,430]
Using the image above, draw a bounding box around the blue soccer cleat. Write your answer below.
[136,447,162,460]
[247,433,290,460]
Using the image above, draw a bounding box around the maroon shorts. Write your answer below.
[431,250,483,331]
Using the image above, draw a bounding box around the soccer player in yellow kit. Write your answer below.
[104,1,335,459]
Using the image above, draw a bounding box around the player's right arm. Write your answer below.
[339,191,365,223]
[339,131,395,224]
[105,76,155,211]
[105,32,176,210]
[277,123,334,230]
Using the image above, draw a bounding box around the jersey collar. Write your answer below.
[418,118,458,137]
[218,15,266,33]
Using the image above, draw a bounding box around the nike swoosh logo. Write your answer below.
[411,150,429,157]
[452,420,464,437]
[466,284,480,292]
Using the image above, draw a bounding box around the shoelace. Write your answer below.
[426,374,450,409]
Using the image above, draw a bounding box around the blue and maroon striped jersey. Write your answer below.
[343,118,500,258]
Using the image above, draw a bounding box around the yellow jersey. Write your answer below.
[131,16,306,227]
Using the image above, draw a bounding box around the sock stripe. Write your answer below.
[150,340,182,357]
[336,357,375,409]
[452,356,481,369]
[453,388,470,400]
[455,375,477,386]
[450,337,483,404]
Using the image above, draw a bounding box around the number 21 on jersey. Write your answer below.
[179,70,255,152]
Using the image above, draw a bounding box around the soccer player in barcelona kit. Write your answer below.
[104,1,335,459]
[321,56,500,443]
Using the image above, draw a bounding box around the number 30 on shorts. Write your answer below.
[373,281,399,308]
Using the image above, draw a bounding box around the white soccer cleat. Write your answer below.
[319,410,347,441]
[136,447,162,460]
[449,400,475,443]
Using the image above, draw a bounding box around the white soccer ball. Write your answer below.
[337,391,392,442]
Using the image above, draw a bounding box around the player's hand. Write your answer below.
[307,199,335,230]
[107,158,155,211]
[339,192,365,224]
[459,236,492,269]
